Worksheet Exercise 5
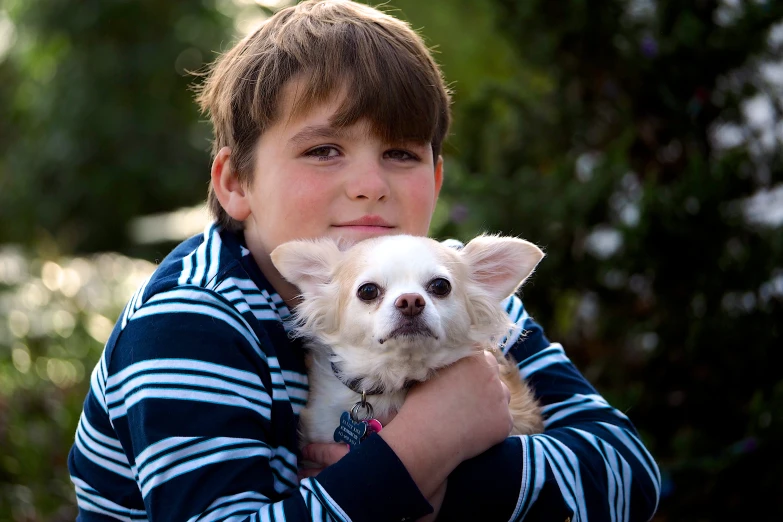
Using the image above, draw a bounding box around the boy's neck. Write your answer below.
[261,254,303,309]
[243,233,302,309]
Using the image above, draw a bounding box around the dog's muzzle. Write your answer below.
[379,317,437,345]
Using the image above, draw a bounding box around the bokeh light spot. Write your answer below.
[11,343,31,373]
[8,310,30,338]
[41,261,63,291]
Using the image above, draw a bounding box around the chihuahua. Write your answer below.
[270,234,545,447]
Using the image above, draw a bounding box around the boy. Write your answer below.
[68,1,660,521]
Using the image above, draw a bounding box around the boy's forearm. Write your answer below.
[434,296,661,521]
[437,437,524,521]
[438,424,660,522]
[315,433,434,521]
[380,413,461,499]
[417,479,447,522]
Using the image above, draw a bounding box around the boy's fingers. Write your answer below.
[503,382,511,404]
[483,349,500,369]
[302,443,350,466]
[297,467,324,481]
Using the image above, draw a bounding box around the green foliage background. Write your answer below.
[0,0,781,520]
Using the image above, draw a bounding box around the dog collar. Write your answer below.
[330,361,385,395]
[330,359,417,395]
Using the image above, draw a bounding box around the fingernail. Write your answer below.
[345,444,351,451]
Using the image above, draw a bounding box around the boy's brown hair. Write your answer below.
[196,0,452,230]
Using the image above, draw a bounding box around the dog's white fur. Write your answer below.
[271,234,545,446]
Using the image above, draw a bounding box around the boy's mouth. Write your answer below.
[333,215,394,228]
[332,216,397,240]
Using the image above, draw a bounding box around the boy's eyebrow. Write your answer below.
[288,124,349,147]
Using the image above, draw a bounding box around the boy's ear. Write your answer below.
[211,147,251,221]
[434,155,444,204]
[270,239,342,296]
[460,235,545,301]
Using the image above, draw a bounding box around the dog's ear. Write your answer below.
[270,239,342,296]
[460,235,544,300]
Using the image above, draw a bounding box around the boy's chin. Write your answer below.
[328,225,401,244]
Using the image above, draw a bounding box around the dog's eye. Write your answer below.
[357,283,380,301]
[427,278,451,297]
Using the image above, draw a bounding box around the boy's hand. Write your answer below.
[299,352,511,497]
[380,351,513,498]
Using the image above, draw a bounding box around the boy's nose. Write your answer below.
[345,162,390,201]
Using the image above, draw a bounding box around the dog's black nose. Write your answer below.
[395,293,425,316]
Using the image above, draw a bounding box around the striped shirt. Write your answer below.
[68,224,660,521]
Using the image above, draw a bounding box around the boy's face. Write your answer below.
[213,78,443,300]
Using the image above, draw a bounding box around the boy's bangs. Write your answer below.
[282,24,446,149]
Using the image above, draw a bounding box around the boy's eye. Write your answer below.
[384,149,418,161]
[305,146,340,160]
[427,278,451,297]
[357,283,381,302]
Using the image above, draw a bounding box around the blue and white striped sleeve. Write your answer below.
[71,287,431,522]
[437,296,661,522]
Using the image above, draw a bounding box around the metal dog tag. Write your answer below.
[334,411,368,448]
